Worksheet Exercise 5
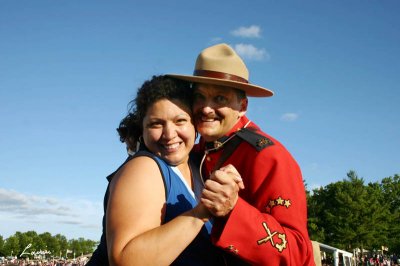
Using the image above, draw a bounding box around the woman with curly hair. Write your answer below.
[87,75,240,265]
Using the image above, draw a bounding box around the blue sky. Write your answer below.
[1,0,399,241]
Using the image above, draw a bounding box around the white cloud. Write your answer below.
[0,188,71,216]
[233,43,268,61]
[231,25,261,38]
[0,188,102,240]
[46,198,59,205]
[280,113,299,122]
[209,37,223,44]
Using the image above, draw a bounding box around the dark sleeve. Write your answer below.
[85,184,110,266]
[86,155,135,266]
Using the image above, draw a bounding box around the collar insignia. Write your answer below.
[205,135,230,150]
[214,141,223,149]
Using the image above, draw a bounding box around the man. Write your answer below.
[168,43,315,265]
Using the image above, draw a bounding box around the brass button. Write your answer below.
[226,245,239,254]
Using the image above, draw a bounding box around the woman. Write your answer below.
[105,75,232,265]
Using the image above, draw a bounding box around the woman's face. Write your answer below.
[142,99,195,166]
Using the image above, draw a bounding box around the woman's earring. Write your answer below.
[135,136,144,152]
[135,141,140,152]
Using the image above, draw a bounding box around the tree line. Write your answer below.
[1,171,399,260]
[0,231,96,259]
[307,171,400,255]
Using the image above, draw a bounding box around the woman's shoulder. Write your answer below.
[117,151,173,180]
[108,153,166,200]
[124,153,160,171]
[130,150,168,165]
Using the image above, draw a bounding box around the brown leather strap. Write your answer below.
[194,70,248,84]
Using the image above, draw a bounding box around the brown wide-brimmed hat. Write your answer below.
[167,43,273,97]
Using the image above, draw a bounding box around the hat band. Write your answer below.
[194,70,249,84]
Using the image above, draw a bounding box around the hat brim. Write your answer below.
[166,74,274,97]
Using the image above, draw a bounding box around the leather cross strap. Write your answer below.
[212,135,243,172]
[194,70,249,84]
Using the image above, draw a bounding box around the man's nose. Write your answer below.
[200,105,215,115]
[197,99,216,114]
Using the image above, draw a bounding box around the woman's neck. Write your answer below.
[177,163,192,188]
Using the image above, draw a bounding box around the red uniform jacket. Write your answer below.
[195,116,315,266]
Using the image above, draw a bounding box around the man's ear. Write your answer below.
[239,98,248,117]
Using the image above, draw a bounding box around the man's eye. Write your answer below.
[215,95,227,104]
[176,119,187,125]
[193,93,205,102]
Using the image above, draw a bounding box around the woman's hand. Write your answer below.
[200,164,244,217]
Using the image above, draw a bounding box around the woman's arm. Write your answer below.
[106,156,209,266]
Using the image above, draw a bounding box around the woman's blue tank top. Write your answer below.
[140,151,227,266]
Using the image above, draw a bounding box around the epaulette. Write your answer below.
[236,127,274,151]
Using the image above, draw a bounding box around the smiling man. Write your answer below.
[168,43,315,265]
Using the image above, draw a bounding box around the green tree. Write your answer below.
[364,182,390,249]
[15,231,36,258]
[0,235,5,256]
[39,232,60,256]
[308,171,390,252]
[79,238,97,255]
[307,186,326,243]
[3,235,19,257]
[65,237,97,257]
[68,239,81,258]
[0,232,98,259]
[54,234,68,258]
[380,174,400,253]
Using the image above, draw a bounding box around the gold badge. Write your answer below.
[268,200,276,208]
[276,197,284,205]
[265,197,291,212]
[275,233,288,252]
[257,222,287,253]
[284,200,291,208]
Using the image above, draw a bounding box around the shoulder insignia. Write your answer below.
[257,222,288,253]
[265,197,292,213]
[236,128,274,151]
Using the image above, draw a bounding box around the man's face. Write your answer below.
[193,84,247,142]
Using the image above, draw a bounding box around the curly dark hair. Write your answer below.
[117,75,192,151]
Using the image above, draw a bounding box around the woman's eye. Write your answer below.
[149,122,162,128]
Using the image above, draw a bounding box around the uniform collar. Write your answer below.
[203,116,251,151]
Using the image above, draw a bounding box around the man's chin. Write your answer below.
[197,128,219,142]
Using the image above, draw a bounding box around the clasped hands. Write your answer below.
[200,164,244,218]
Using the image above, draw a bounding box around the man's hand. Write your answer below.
[200,164,244,217]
